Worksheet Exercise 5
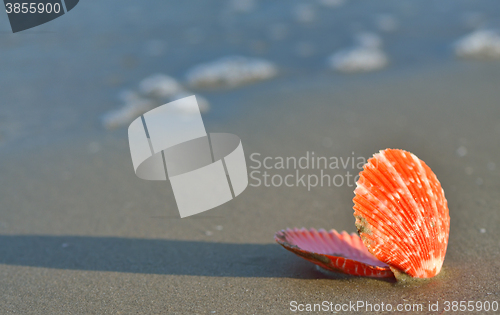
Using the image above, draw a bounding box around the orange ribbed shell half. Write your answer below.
[353,149,450,279]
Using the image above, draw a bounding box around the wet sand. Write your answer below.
[1,61,499,314]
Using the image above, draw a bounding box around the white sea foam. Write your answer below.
[328,33,388,73]
[102,74,210,128]
[138,74,184,99]
[454,29,500,59]
[101,96,154,129]
[185,56,278,88]
[169,92,210,114]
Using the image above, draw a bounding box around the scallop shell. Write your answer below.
[275,228,394,278]
[353,149,450,280]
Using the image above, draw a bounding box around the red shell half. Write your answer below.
[275,228,394,278]
[353,149,450,279]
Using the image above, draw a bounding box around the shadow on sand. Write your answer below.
[0,235,365,279]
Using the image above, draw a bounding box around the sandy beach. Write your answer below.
[1,61,499,313]
[1,0,500,313]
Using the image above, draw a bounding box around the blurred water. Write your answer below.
[1,0,500,148]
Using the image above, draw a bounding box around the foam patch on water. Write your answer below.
[139,74,184,99]
[101,96,154,129]
[169,92,210,114]
[101,74,210,129]
[327,33,388,73]
[454,29,500,59]
[185,56,278,88]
